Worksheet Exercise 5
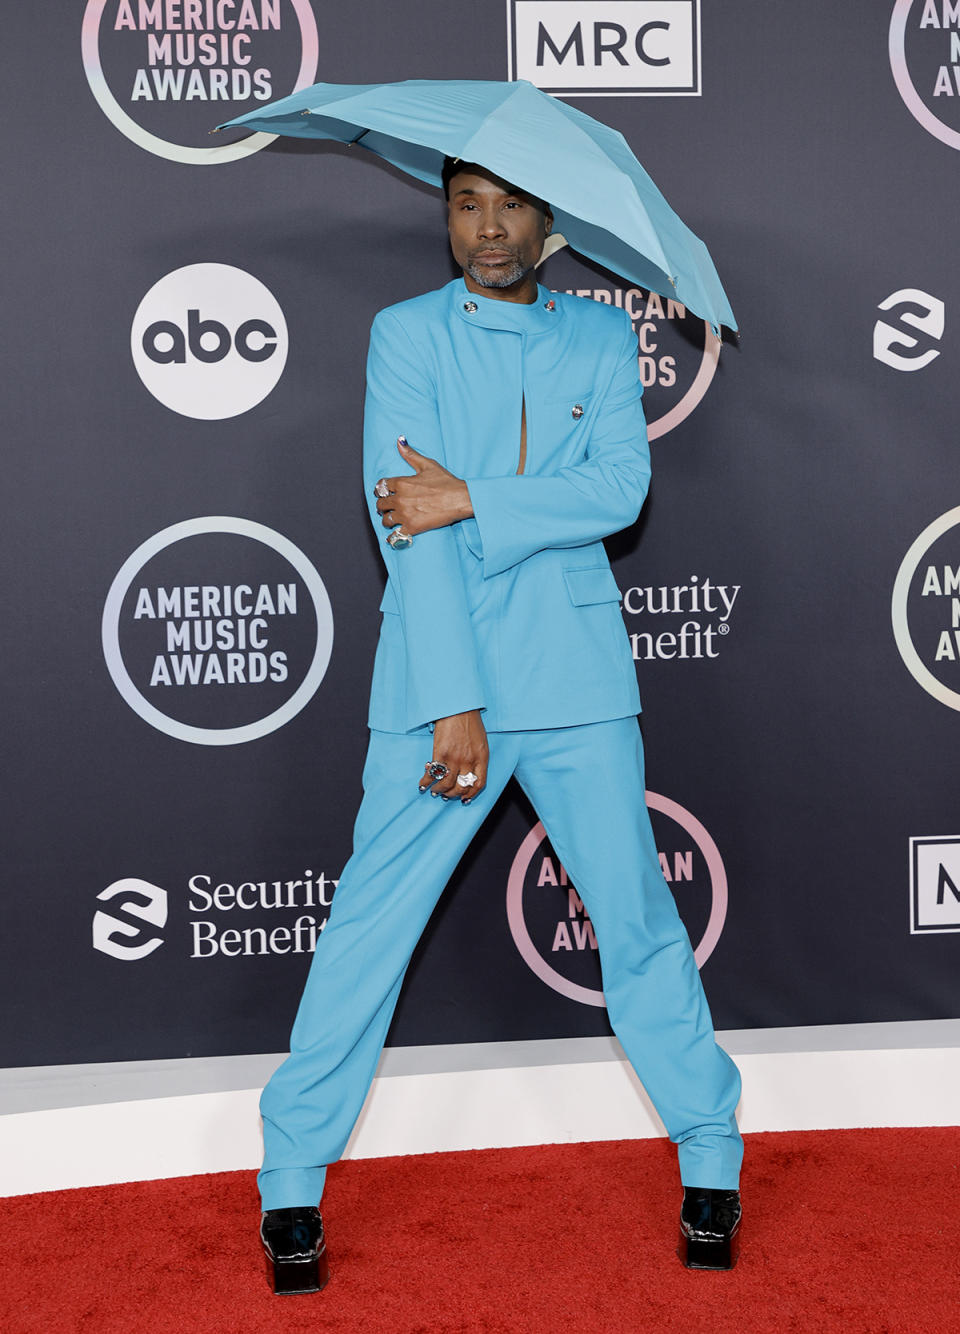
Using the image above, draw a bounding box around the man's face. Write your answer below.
[447,166,552,296]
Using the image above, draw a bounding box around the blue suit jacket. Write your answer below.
[363,277,649,734]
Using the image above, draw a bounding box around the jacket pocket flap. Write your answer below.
[379,581,399,614]
[563,566,622,607]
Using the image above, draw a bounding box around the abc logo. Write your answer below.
[131,263,288,419]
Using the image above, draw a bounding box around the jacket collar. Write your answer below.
[450,278,560,336]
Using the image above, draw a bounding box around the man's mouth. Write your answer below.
[472,250,514,264]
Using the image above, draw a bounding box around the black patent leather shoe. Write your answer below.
[678,1187,742,1270]
[260,1206,330,1295]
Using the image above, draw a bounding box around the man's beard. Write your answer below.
[464,255,527,288]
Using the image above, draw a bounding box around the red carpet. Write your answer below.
[2,1128,957,1333]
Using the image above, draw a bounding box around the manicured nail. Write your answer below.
[461,798,473,806]
[418,786,426,794]
[397,435,408,448]
[430,790,439,798]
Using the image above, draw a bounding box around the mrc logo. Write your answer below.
[508,1,701,96]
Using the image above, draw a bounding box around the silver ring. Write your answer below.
[374,478,391,498]
[427,760,449,780]
[456,772,478,788]
[386,529,413,550]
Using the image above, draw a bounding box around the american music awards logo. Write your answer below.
[889,0,960,151]
[892,506,960,711]
[102,516,333,744]
[81,0,319,163]
[545,250,722,439]
[506,794,727,1006]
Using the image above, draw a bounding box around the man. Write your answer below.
[257,161,743,1295]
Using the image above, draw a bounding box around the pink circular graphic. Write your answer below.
[889,0,960,152]
[646,331,720,442]
[505,793,728,1007]
[81,0,319,164]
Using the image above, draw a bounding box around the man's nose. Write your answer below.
[477,211,506,238]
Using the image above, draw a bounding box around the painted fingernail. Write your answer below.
[418,786,426,794]
[430,790,439,798]
[461,798,473,806]
[441,795,450,802]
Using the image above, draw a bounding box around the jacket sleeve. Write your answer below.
[465,315,650,578]
[363,309,486,732]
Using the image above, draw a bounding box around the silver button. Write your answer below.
[572,403,584,420]
[463,301,478,313]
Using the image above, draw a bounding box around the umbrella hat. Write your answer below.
[219,79,735,336]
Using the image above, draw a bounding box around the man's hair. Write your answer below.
[441,157,550,213]
[441,156,478,199]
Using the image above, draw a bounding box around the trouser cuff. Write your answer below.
[258,1165,327,1211]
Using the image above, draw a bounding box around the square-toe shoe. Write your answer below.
[678,1187,742,1270]
[260,1206,331,1295]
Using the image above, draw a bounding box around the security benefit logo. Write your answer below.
[93,879,168,960]
[892,506,960,711]
[131,264,287,419]
[910,837,960,933]
[509,1,701,96]
[506,795,727,1006]
[81,0,319,164]
[890,0,960,150]
[102,516,333,744]
[873,289,945,371]
[92,869,339,960]
[620,575,739,663]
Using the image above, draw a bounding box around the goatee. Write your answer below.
[465,256,527,289]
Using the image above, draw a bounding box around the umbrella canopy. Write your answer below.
[219,79,735,336]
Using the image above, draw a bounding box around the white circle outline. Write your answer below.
[889,0,960,153]
[505,793,728,1007]
[101,516,333,745]
[891,506,960,711]
[81,0,319,165]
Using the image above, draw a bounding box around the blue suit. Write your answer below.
[364,279,645,734]
[258,279,742,1210]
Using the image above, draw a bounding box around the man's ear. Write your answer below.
[544,206,554,237]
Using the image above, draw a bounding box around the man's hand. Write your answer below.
[376,438,474,536]
[419,709,488,804]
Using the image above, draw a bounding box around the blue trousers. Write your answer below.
[258,717,742,1209]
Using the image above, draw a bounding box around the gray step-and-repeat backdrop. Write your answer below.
[3,3,958,1069]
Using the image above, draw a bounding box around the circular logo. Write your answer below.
[892,506,960,710]
[102,516,333,744]
[506,794,728,1007]
[131,263,288,419]
[545,252,720,440]
[890,0,960,151]
[81,0,319,164]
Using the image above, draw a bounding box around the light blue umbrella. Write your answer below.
[218,79,735,336]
